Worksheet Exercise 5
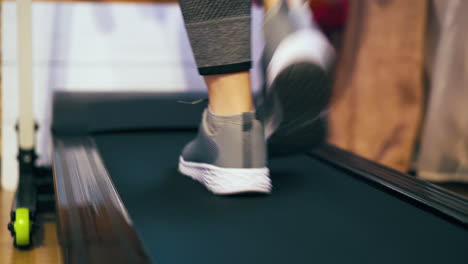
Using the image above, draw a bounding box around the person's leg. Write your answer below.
[179,0,254,115]
[178,0,271,194]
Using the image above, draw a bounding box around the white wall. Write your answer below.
[2,2,264,190]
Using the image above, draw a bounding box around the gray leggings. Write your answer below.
[179,0,252,75]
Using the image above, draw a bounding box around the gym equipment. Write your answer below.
[49,91,468,264]
[7,0,54,248]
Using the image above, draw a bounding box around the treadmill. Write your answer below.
[49,91,468,264]
[7,0,468,263]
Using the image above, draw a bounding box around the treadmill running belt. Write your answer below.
[94,131,468,264]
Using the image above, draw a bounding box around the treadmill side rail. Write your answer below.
[53,136,152,264]
[310,144,468,228]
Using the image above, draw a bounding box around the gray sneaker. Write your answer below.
[178,108,271,195]
[259,0,335,157]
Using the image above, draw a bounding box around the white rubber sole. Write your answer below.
[178,156,271,195]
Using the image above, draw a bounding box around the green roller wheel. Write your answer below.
[13,208,31,247]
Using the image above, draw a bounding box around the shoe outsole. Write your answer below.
[266,62,330,157]
[178,156,271,195]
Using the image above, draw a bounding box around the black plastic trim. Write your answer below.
[198,61,252,75]
[309,144,468,228]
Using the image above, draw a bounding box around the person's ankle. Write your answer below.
[205,72,254,115]
[208,104,254,116]
[264,0,281,11]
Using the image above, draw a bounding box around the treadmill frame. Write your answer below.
[50,91,468,263]
[8,0,55,248]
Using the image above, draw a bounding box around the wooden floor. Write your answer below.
[0,190,62,264]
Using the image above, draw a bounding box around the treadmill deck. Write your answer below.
[92,131,468,264]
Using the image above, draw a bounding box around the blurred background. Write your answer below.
[1,0,467,194]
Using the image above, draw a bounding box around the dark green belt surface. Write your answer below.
[94,131,468,264]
